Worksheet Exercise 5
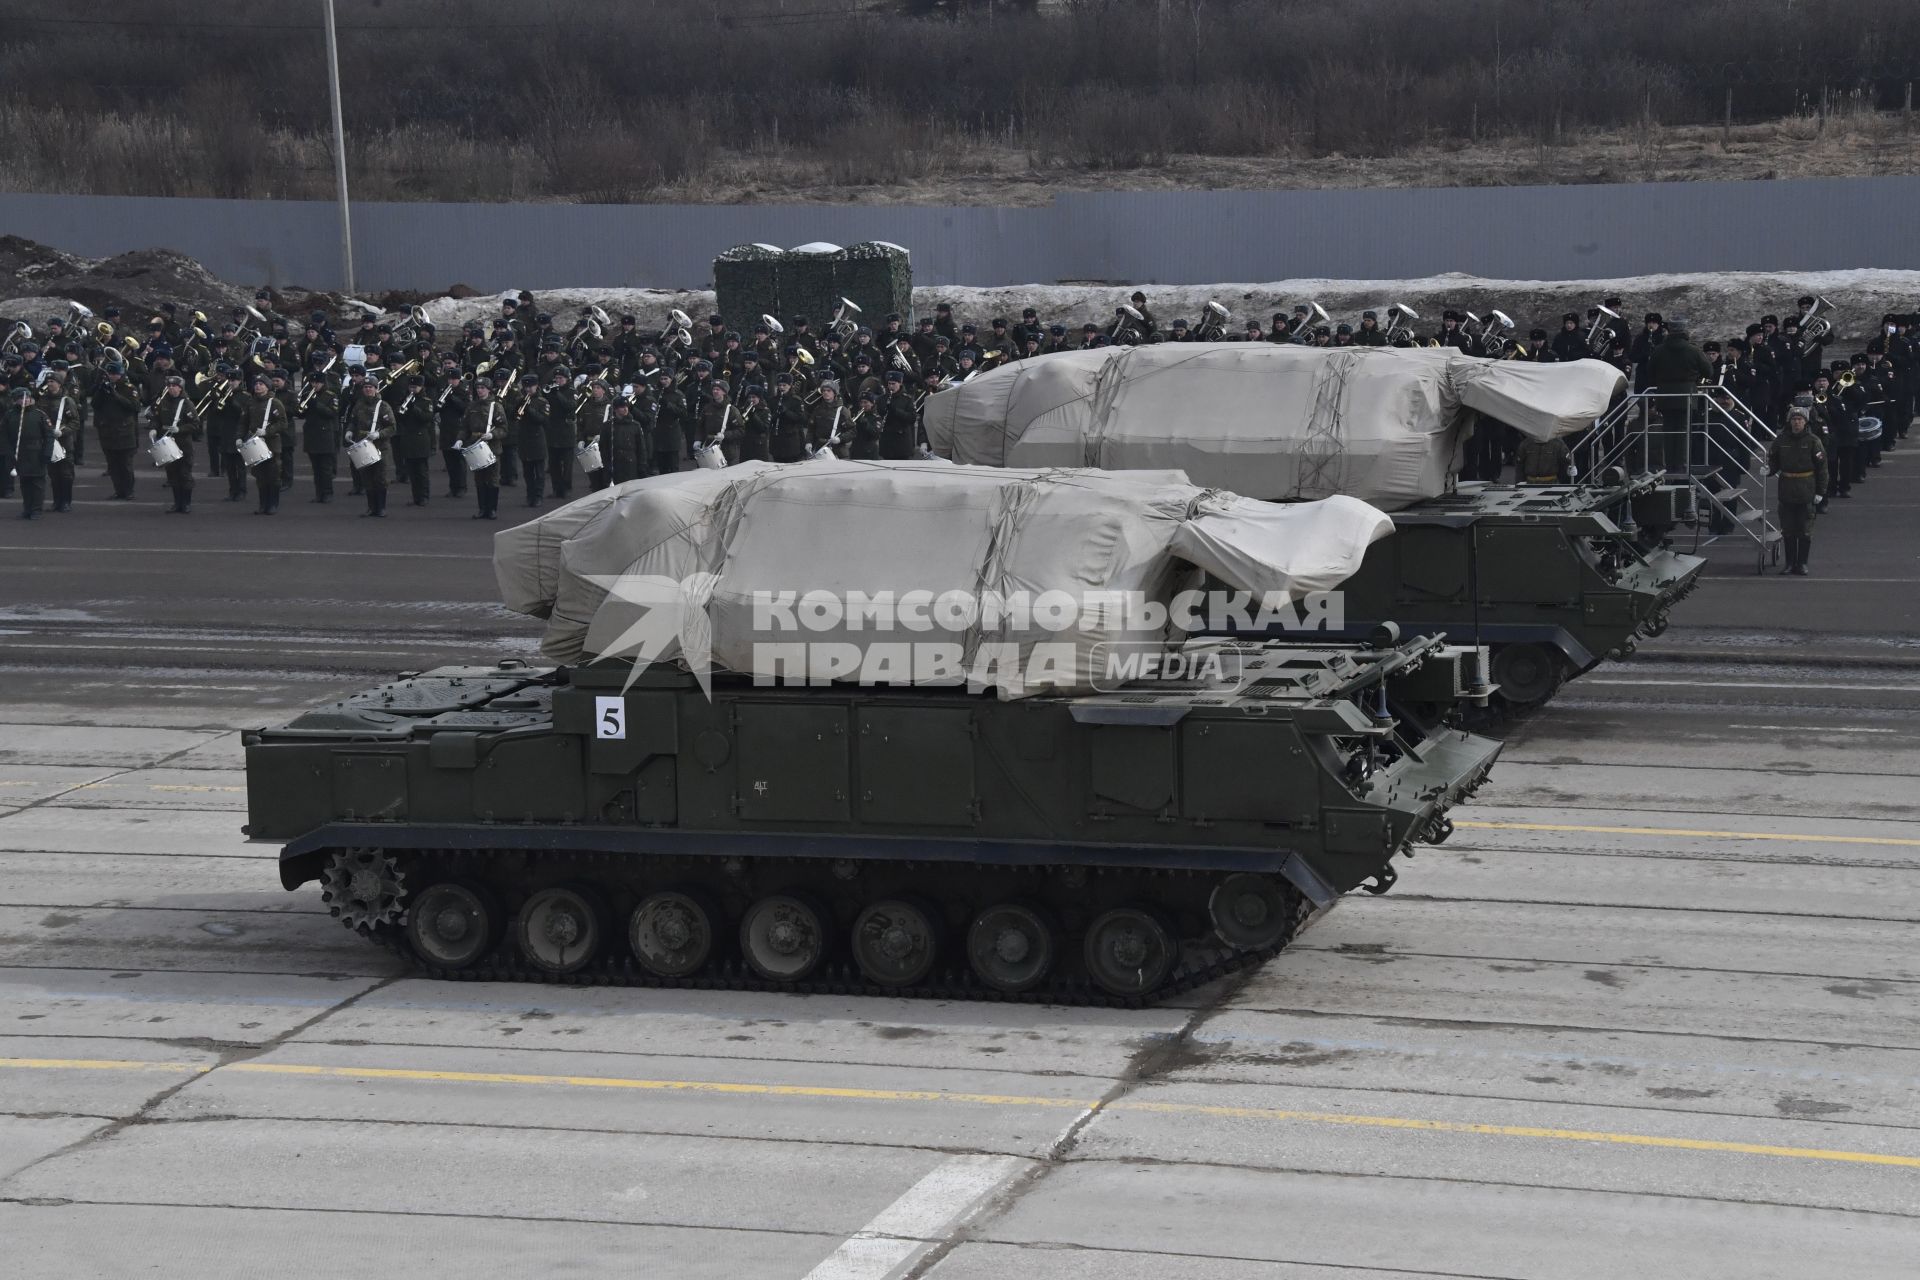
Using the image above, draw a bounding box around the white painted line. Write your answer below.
[1585,679,1917,692]
[1727,723,1899,734]
[801,1152,1027,1280]
[0,545,491,561]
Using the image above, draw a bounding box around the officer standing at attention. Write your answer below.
[1645,317,1713,475]
[1767,405,1827,576]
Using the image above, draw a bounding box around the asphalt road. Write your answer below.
[1,455,1917,1277]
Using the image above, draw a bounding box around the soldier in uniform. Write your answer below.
[649,369,687,477]
[148,373,201,514]
[36,369,79,513]
[771,373,810,463]
[606,395,646,484]
[809,381,845,456]
[6,386,52,519]
[1767,405,1827,576]
[849,390,882,459]
[391,373,435,506]
[576,380,616,490]
[735,384,773,464]
[461,378,506,520]
[880,368,919,459]
[1515,434,1572,485]
[542,369,576,500]
[512,373,549,505]
[1644,318,1713,475]
[244,372,290,514]
[345,377,397,518]
[90,360,144,501]
[270,369,298,491]
[202,364,249,500]
[697,381,733,465]
[299,356,342,503]
[434,364,469,497]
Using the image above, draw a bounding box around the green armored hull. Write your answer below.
[1290,477,1703,711]
[245,634,1501,1006]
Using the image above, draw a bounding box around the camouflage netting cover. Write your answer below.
[494,460,1392,698]
[712,241,912,332]
[711,243,782,333]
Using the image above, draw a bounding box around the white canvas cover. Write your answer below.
[495,460,1392,697]
[925,344,1626,510]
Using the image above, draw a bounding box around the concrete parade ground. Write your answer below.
[0,455,1917,1278]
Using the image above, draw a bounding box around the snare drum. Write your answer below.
[345,437,382,470]
[693,443,726,471]
[49,437,67,466]
[237,435,273,468]
[1857,415,1883,443]
[149,434,184,467]
[575,439,604,473]
[460,439,497,471]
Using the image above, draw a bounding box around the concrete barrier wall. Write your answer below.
[5,176,1918,292]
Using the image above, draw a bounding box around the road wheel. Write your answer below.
[517,886,604,975]
[406,881,496,970]
[1492,643,1564,708]
[966,902,1056,995]
[1083,907,1176,998]
[629,889,717,979]
[740,893,829,983]
[851,898,940,988]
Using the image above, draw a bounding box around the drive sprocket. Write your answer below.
[320,847,407,933]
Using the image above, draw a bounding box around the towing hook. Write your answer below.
[1425,816,1454,844]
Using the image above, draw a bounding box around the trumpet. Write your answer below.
[1192,300,1230,342]
[1797,295,1834,342]
[1584,303,1620,355]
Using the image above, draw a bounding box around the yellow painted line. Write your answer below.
[0,1057,211,1074]
[3,1057,1914,1169]
[223,1061,1090,1110]
[69,782,245,794]
[1123,1101,1920,1169]
[1454,819,1920,849]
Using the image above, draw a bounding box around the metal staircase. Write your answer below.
[1574,389,1781,573]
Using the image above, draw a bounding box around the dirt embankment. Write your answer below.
[5,235,1915,351]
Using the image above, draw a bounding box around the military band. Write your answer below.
[3,286,1910,582]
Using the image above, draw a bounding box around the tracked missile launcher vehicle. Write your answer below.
[245,633,1500,1006]
[1232,475,1703,713]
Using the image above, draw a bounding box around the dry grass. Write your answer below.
[1,0,1917,203]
